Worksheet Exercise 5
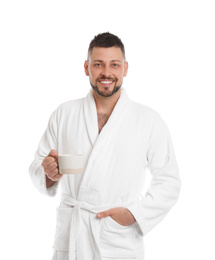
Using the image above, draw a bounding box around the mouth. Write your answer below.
[98,79,116,87]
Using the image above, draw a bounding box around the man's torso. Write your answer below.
[97,113,110,133]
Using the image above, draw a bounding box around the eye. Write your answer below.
[112,64,119,67]
[95,63,102,67]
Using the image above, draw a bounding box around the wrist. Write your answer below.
[46,175,56,188]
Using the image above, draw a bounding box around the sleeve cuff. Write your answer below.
[39,167,59,197]
[126,201,147,236]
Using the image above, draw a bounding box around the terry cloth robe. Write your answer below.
[29,88,181,260]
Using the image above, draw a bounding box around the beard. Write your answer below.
[90,77,122,97]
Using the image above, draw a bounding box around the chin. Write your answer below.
[95,86,121,98]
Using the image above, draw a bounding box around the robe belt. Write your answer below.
[61,194,106,260]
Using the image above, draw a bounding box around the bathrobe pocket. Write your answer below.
[100,216,137,258]
[53,207,73,252]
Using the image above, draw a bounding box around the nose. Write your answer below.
[100,67,112,78]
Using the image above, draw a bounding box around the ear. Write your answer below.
[84,60,89,76]
[123,61,128,77]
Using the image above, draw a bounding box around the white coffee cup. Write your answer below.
[58,154,84,174]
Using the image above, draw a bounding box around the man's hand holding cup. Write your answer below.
[41,149,62,188]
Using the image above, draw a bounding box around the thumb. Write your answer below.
[97,209,113,218]
[49,149,58,158]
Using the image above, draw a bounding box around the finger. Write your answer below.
[47,161,58,172]
[46,165,59,178]
[47,169,61,181]
[43,163,58,177]
[44,156,57,168]
[97,209,115,218]
[49,149,58,158]
[52,173,62,181]
[48,173,62,182]
[42,150,58,168]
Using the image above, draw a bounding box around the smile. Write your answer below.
[99,80,114,84]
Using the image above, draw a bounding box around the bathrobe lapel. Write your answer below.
[83,88,130,148]
[80,88,130,195]
[83,90,99,147]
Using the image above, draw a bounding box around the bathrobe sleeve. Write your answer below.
[29,109,59,196]
[127,113,181,236]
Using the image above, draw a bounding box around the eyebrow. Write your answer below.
[93,59,122,63]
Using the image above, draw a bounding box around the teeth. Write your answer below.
[100,81,113,84]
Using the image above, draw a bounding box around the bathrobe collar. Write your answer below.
[83,87,130,147]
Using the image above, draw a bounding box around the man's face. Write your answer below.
[84,47,128,97]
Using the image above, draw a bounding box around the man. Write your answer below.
[29,32,181,260]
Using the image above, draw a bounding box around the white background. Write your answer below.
[0,0,214,259]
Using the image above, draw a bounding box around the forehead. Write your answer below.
[89,47,124,61]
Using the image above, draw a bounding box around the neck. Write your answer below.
[92,89,121,115]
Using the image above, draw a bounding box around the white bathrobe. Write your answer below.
[29,88,181,260]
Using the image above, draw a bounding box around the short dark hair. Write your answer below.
[88,32,125,60]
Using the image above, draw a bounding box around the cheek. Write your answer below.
[116,71,124,81]
[89,68,98,80]
[89,72,97,81]
[88,70,93,79]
